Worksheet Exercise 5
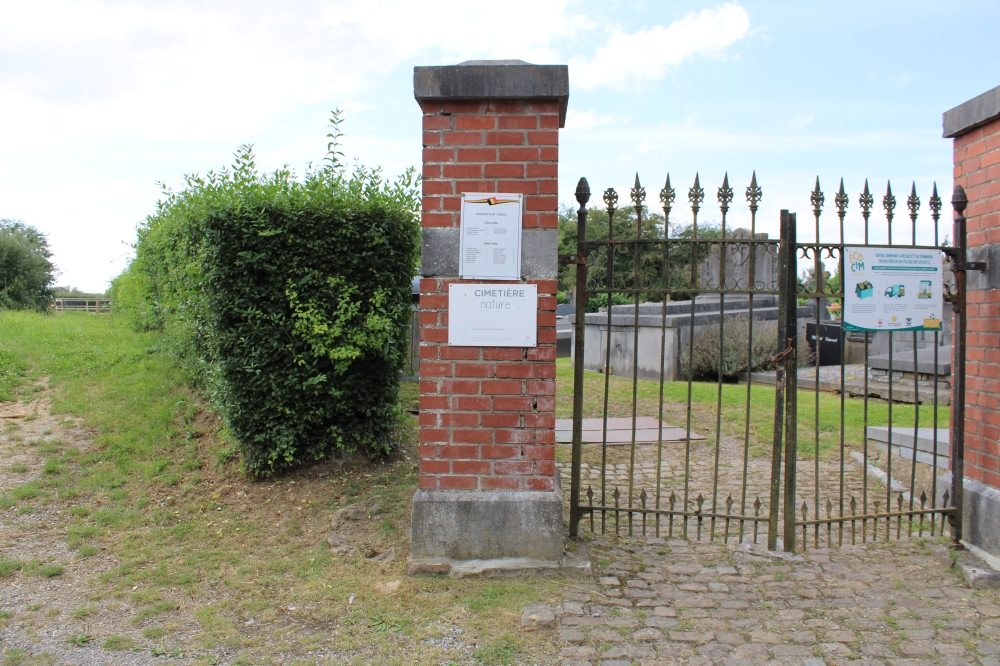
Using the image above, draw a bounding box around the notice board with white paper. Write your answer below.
[459,193,523,279]
[448,284,537,347]
[842,246,944,333]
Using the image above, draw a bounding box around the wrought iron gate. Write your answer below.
[565,173,969,552]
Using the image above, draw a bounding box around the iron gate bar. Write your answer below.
[628,175,645,536]
[599,187,617,534]
[811,178,824,548]
[781,210,798,551]
[930,183,942,537]
[836,179,849,545]
[683,174,704,539]
[654,175,677,538]
[712,174,735,541]
[907,183,921,538]
[742,172,763,544]
[885,182,897,543]
[568,178,589,539]
[952,185,969,547]
[860,180,874,541]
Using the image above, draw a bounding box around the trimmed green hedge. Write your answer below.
[112,118,419,475]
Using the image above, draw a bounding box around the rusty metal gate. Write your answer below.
[565,173,973,552]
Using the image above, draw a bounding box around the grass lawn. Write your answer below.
[554,357,949,459]
[0,311,563,665]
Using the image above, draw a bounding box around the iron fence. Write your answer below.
[565,172,967,552]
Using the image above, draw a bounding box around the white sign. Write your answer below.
[843,246,944,333]
[448,284,536,347]
[459,193,523,279]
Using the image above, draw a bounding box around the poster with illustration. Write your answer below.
[842,247,944,332]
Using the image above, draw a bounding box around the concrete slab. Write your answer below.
[868,346,952,375]
[556,417,663,430]
[930,543,1000,589]
[408,538,590,579]
[866,427,950,468]
[554,418,705,444]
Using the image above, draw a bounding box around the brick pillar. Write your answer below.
[944,84,1000,556]
[409,61,569,567]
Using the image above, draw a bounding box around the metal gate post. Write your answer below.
[569,178,591,537]
[950,185,968,547]
[781,211,799,552]
[768,211,792,550]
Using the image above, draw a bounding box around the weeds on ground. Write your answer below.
[0,312,564,664]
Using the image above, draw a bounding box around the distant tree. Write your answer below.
[0,219,56,311]
[52,286,104,298]
[558,204,722,311]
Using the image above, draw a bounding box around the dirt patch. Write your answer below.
[0,400,561,665]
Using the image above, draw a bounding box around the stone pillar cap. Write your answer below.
[943,83,1000,138]
[414,60,569,127]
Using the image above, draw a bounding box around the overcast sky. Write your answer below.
[1,0,997,292]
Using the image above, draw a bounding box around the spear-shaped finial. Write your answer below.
[834,178,848,219]
[930,182,942,244]
[660,174,676,212]
[811,176,825,217]
[859,179,873,218]
[630,172,646,208]
[718,172,733,215]
[883,181,896,221]
[660,174,675,235]
[930,182,942,218]
[907,182,920,219]
[689,173,704,214]
[746,171,762,215]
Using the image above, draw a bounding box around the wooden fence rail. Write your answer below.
[53,297,112,312]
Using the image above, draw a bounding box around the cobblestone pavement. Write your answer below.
[555,440,874,539]
[553,535,1000,666]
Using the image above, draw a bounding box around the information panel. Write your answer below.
[459,193,523,279]
[842,246,944,332]
[448,284,536,347]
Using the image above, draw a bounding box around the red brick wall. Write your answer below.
[418,99,560,492]
[954,115,1000,487]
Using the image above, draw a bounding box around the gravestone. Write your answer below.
[699,228,777,290]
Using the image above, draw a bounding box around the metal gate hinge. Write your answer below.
[955,261,987,271]
[559,254,588,266]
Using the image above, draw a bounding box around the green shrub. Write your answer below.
[685,314,814,381]
[111,113,420,475]
[0,219,56,311]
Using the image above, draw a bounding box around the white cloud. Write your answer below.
[565,109,625,130]
[789,114,814,130]
[887,71,919,87]
[0,0,592,290]
[0,0,587,146]
[572,3,751,90]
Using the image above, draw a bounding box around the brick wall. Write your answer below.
[418,99,560,492]
[953,115,1000,487]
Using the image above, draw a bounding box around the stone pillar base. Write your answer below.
[411,487,563,563]
[941,472,1000,558]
